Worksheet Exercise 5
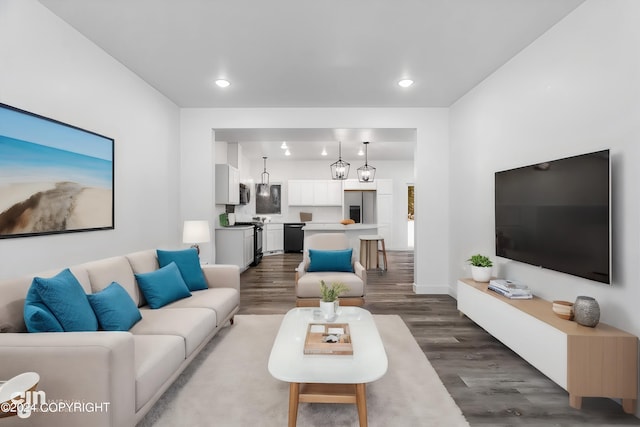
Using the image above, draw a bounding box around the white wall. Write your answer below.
[180,108,450,292]
[450,0,640,393]
[0,0,181,278]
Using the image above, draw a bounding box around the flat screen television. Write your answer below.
[495,150,610,284]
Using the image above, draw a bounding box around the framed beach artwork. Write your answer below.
[0,103,114,238]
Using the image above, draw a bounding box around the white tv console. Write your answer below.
[457,278,637,413]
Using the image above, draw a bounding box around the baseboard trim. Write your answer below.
[412,283,451,295]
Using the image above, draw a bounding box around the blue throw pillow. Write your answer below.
[307,249,354,273]
[135,262,192,309]
[33,269,98,332]
[23,284,64,333]
[87,282,142,331]
[157,248,208,291]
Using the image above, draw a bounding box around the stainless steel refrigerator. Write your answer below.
[344,191,376,224]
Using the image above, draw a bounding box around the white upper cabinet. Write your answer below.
[326,180,343,205]
[313,181,328,204]
[289,180,313,206]
[215,164,240,205]
[343,179,376,191]
[288,180,342,206]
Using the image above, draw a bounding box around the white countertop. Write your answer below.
[302,223,378,231]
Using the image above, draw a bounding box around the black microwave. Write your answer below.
[239,183,250,204]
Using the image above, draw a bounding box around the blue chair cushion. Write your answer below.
[32,268,98,332]
[135,262,192,309]
[307,249,354,273]
[157,248,208,291]
[87,282,142,331]
[23,283,64,333]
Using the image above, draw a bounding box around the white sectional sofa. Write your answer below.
[0,249,240,427]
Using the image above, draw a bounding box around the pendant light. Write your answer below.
[330,141,350,180]
[357,141,376,182]
[258,156,270,197]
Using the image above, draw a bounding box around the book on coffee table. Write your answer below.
[303,323,353,355]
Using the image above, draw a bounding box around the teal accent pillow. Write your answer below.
[157,248,208,291]
[23,284,63,333]
[87,282,142,331]
[33,269,98,332]
[135,262,192,309]
[307,249,354,273]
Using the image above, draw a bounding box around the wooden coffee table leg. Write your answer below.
[355,383,367,427]
[288,382,300,427]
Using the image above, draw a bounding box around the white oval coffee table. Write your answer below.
[268,307,388,427]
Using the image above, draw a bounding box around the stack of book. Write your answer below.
[488,279,533,299]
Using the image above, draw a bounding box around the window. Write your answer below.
[256,184,281,214]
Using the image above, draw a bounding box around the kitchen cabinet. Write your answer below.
[343,179,376,191]
[215,164,239,205]
[377,194,393,243]
[288,180,342,206]
[265,223,284,253]
[215,226,253,270]
[325,180,343,205]
[288,180,314,206]
[376,180,393,245]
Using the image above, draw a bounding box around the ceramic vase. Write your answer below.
[471,266,492,283]
[320,301,335,320]
[573,296,600,327]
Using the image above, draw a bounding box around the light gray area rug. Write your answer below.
[138,314,469,427]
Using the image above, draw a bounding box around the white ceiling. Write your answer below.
[37,0,585,160]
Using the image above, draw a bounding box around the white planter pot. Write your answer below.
[471,266,492,283]
[320,301,335,320]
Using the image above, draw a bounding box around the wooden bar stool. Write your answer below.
[358,235,388,272]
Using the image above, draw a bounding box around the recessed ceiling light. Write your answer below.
[321,148,327,156]
[281,141,288,149]
[358,148,364,156]
[398,79,414,88]
[215,79,230,88]
[285,149,291,156]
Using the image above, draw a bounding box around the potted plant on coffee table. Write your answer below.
[319,280,350,320]
[467,254,493,283]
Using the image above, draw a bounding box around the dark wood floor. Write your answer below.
[239,252,640,426]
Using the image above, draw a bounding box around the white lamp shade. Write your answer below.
[182,220,211,244]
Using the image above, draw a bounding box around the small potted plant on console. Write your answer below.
[319,280,349,320]
[467,254,493,283]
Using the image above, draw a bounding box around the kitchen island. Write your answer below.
[302,223,378,261]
